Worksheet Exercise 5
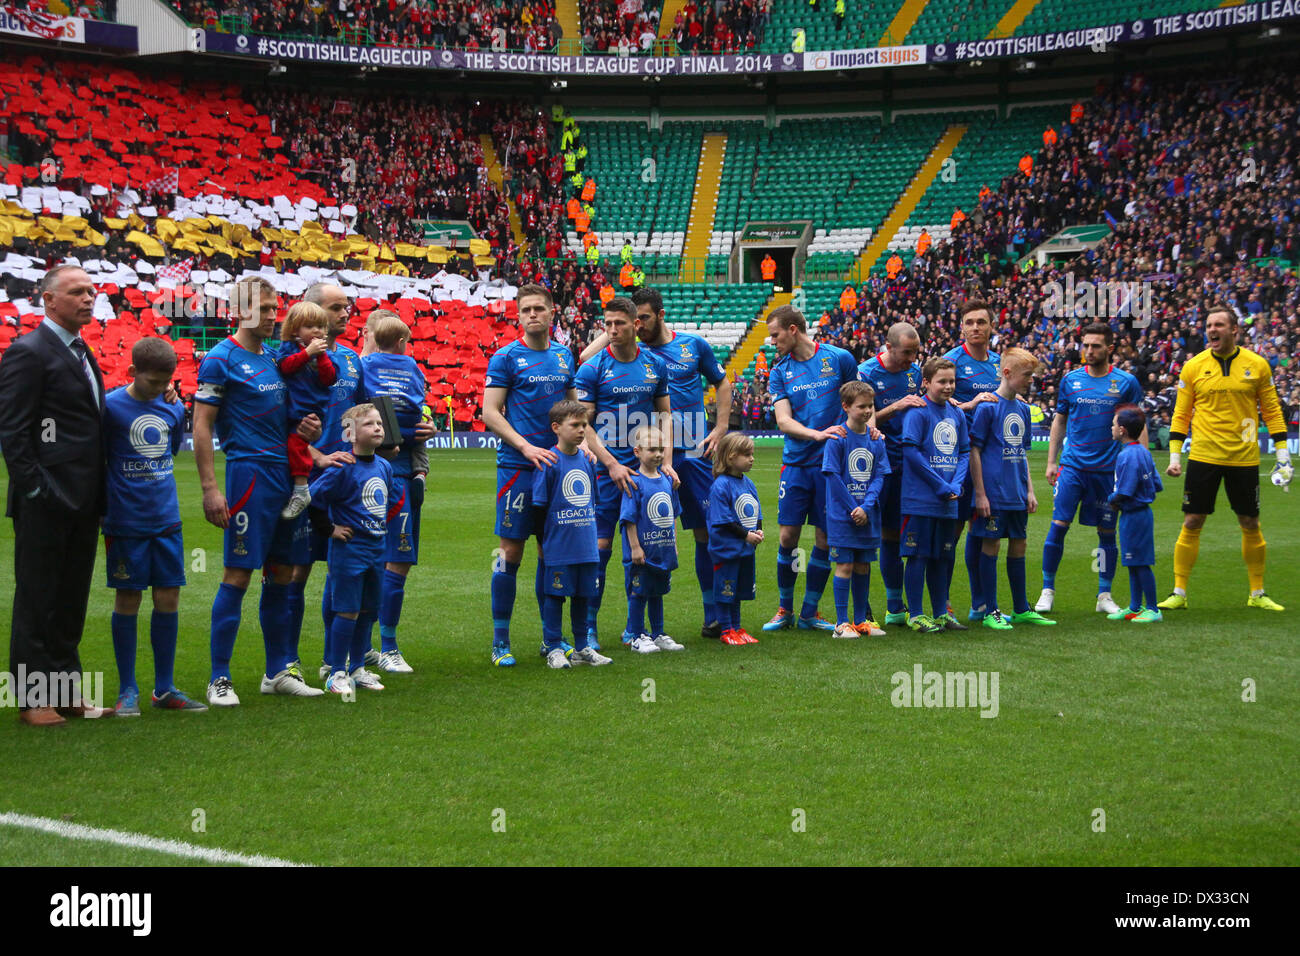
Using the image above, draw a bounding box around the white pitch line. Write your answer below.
[0,812,307,867]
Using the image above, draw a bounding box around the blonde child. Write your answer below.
[707,433,764,645]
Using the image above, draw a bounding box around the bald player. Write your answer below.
[857,322,924,624]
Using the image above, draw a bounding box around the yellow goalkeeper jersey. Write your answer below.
[1171,347,1286,466]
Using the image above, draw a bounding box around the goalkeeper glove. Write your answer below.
[1271,448,1293,492]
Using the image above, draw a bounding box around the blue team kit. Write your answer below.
[708,472,763,603]
[308,455,398,613]
[532,449,601,597]
[969,393,1032,540]
[103,388,187,590]
[619,472,681,597]
[770,342,859,528]
[195,336,296,569]
[574,344,669,539]
[858,352,921,532]
[944,343,1001,518]
[1053,366,1144,529]
[822,427,889,563]
[644,331,725,528]
[487,339,576,539]
[900,397,970,558]
[360,352,427,563]
[1110,441,1164,567]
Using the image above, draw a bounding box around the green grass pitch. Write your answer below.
[0,448,1296,866]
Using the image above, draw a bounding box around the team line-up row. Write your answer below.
[483,288,1292,669]
[8,272,1290,719]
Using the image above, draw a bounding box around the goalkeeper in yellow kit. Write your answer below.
[1160,306,1292,611]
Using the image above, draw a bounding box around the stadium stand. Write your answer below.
[873,105,1062,275]
[760,0,904,53]
[168,0,560,51]
[579,0,663,54]
[158,0,1256,53]
[667,0,766,53]
[9,0,109,18]
[711,115,952,276]
[1013,1,1225,39]
[561,120,699,272]
[792,62,1300,437]
[250,90,533,253]
[4,45,1300,435]
[905,0,1008,45]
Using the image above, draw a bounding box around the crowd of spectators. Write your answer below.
[7,52,1300,436]
[168,0,559,50]
[670,0,768,54]
[579,0,660,55]
[23,0,112,18]
[160,0,773,56]
[252,92,565,254]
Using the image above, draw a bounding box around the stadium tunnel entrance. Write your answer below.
[741,246,796,291]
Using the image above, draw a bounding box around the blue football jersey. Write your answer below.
[644,332,725,452]
[970,393,1032,511]
[484,339,576,471]
[308,455,397,548]
[944,343,1001,423]
[360,352,427,479]
[575,345,669,469]
[618,472,681,571]
[1057,366,1144,471]
[707,472,763,560]
[195,336,289,463]
[857,351,922,469]
[531,449,599,566]
[103,387,185,536]
[821,427,890,518]
[316,344,363,458]
[900,398,970,519]
[769,343,860,467]
[1110,442,1163,511]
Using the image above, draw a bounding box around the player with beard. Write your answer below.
[1036,323,1144,615]
[942,301,1001,626]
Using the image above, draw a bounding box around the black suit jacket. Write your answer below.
[0,322,107,517]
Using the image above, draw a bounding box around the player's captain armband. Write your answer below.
[195,382,224,402]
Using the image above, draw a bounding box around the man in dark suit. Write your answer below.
[0,264,113,726]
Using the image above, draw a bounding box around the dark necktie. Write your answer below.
[69,337,99,405]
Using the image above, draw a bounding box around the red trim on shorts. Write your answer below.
[229,476,257,516]
[497,469,521,500]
